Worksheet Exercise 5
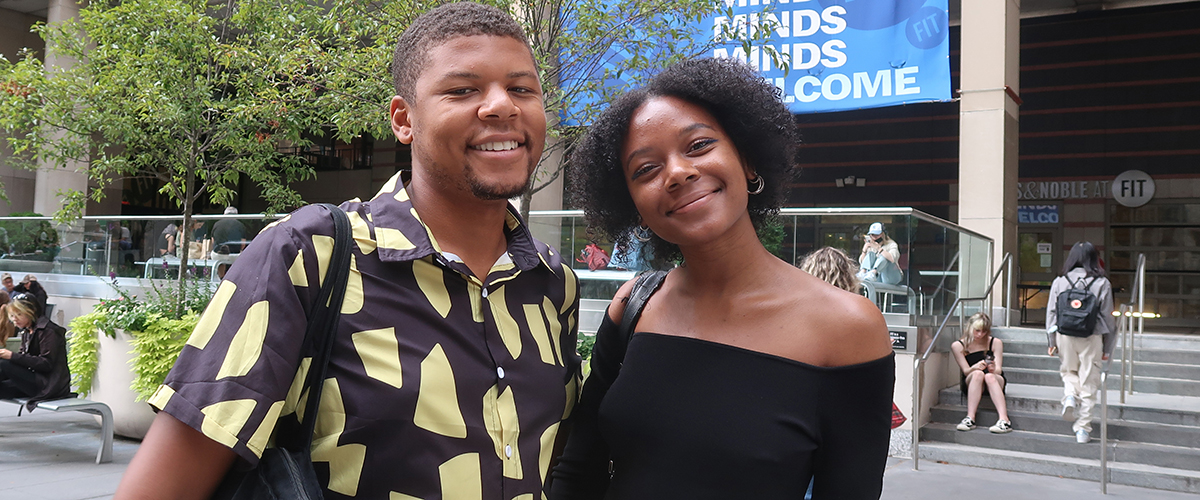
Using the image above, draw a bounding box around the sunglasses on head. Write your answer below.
[10,292,33,303]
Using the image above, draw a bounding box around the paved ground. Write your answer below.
[2,401,1195,500]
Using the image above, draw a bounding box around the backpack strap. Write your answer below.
[617,270,668,355]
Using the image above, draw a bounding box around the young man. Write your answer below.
[115,4,581,499]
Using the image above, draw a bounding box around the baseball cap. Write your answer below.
[867,222,884,235]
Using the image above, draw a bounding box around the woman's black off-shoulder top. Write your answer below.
[550,314,896,500]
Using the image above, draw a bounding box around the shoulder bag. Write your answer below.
[211,203,353,500]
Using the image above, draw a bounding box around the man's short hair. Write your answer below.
[391,2,532,102]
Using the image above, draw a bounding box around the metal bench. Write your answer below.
[3,397,114,464]
[861,280,916,314]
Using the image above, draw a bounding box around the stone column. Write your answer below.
[33,0,88,217]
[958,0,1020,317]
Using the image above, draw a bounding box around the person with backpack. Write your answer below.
[1046,241,1115,444]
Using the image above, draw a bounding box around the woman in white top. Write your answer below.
[858,222,902,285]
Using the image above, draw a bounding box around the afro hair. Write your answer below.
[568,57,800,262]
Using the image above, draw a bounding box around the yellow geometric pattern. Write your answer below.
[187,280,238,350]
[468,281,485,323]
[524,303,557,366]
[538,422,560,486]
[352,327,404,389]
[390,493,423,500]
[543,297,564,366]
[560,262,576,315]
[288,249,308,287]
[413,344,468,438]
[283,356,312,419]
[415,258,452,318]
[347,210,377,255]
[246,400,284,456]
[439,453,481,500]
[481,385,523,480]
[311,379,367,497]
[376,227,416,251]
[488,286,523,360]
[216,300,269,379]
[312,234,334,287]
[200,399,257,449]
[342,255,364,315]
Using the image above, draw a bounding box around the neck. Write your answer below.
[673,216,783,297]
[407,170,512,277]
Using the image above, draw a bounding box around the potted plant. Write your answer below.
[67,277,212,439]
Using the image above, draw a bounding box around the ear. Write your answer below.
[391,96,414,145]
[740,155,756,180]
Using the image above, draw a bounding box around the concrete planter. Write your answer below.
[89,328,155,439]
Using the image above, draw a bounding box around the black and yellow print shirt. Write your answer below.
[150,172,583,500]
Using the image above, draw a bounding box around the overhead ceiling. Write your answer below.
[0,0,48,18]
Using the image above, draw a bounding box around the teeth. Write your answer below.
[473,140,519,152]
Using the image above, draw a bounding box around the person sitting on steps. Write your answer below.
[951,312,1013,434]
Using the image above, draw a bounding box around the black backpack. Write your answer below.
[1056,275,1101,337]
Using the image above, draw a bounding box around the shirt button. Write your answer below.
[481,288,489,298]
[497,366,506,379]
[504,445,513,458]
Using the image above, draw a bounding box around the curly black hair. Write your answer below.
[391,2,531,102]
[568,57,799,262]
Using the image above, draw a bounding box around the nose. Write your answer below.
[662,154,700,191]
[478,85,518,120]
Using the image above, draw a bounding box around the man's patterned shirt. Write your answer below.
[150,172,583,499]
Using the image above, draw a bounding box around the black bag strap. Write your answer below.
[618,270,668,350]
[288,203,353,453]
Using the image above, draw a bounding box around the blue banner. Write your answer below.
[699,0,952,113]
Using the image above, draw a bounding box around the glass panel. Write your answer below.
[1111,228,1131,246]
[1018,232,1054,274]
[1110,204,1131,223]
[1182,274,1200,296]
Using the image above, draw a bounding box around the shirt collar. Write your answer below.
[362,171,548,272]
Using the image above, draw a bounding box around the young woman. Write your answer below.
[858,222,902,285]
[1046,241,1114,444]
[550,58,895,499]
[950,312,1012,433]
[0,293,70,407]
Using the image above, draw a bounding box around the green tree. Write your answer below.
[0,0,324,312]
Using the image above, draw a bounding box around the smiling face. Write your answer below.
[391,35,546,202]
[621,96,755,249]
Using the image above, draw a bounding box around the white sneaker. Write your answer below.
[989,420,1013,434]
[1076,429,1090,443]
[1062,395,1077,422]
[956,417,976,431]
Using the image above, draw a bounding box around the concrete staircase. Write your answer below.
[918,326,1200,494]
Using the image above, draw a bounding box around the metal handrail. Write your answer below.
[1100,303,1128,494]
[1120,253,1146,403]
[911,252,1013,470]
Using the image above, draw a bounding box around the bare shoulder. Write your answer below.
[799,281,893,366]
[605,278,640,322]
[993,337,1005,350]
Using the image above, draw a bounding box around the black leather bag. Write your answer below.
[211,204,352,500]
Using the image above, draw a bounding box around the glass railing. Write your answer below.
[0,214,280,282]
[0,207,992,319]
[525,208,994,320]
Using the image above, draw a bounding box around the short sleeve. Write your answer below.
[148,204,337,465]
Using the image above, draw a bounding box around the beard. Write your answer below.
[464,162,531,200]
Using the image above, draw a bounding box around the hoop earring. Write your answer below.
[748,175,765,195]
[634,225,653,242]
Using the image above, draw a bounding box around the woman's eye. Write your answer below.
[688,139,716,152]
[631,164,657,180]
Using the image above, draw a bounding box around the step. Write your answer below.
[1003,354,1200,381]
[928,406,1200,449]
[936,384,1200,427]
[998,338,1200,365]
[1003,367,1200,396]
[918,442,1200,494]
[921,423,1200,472]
